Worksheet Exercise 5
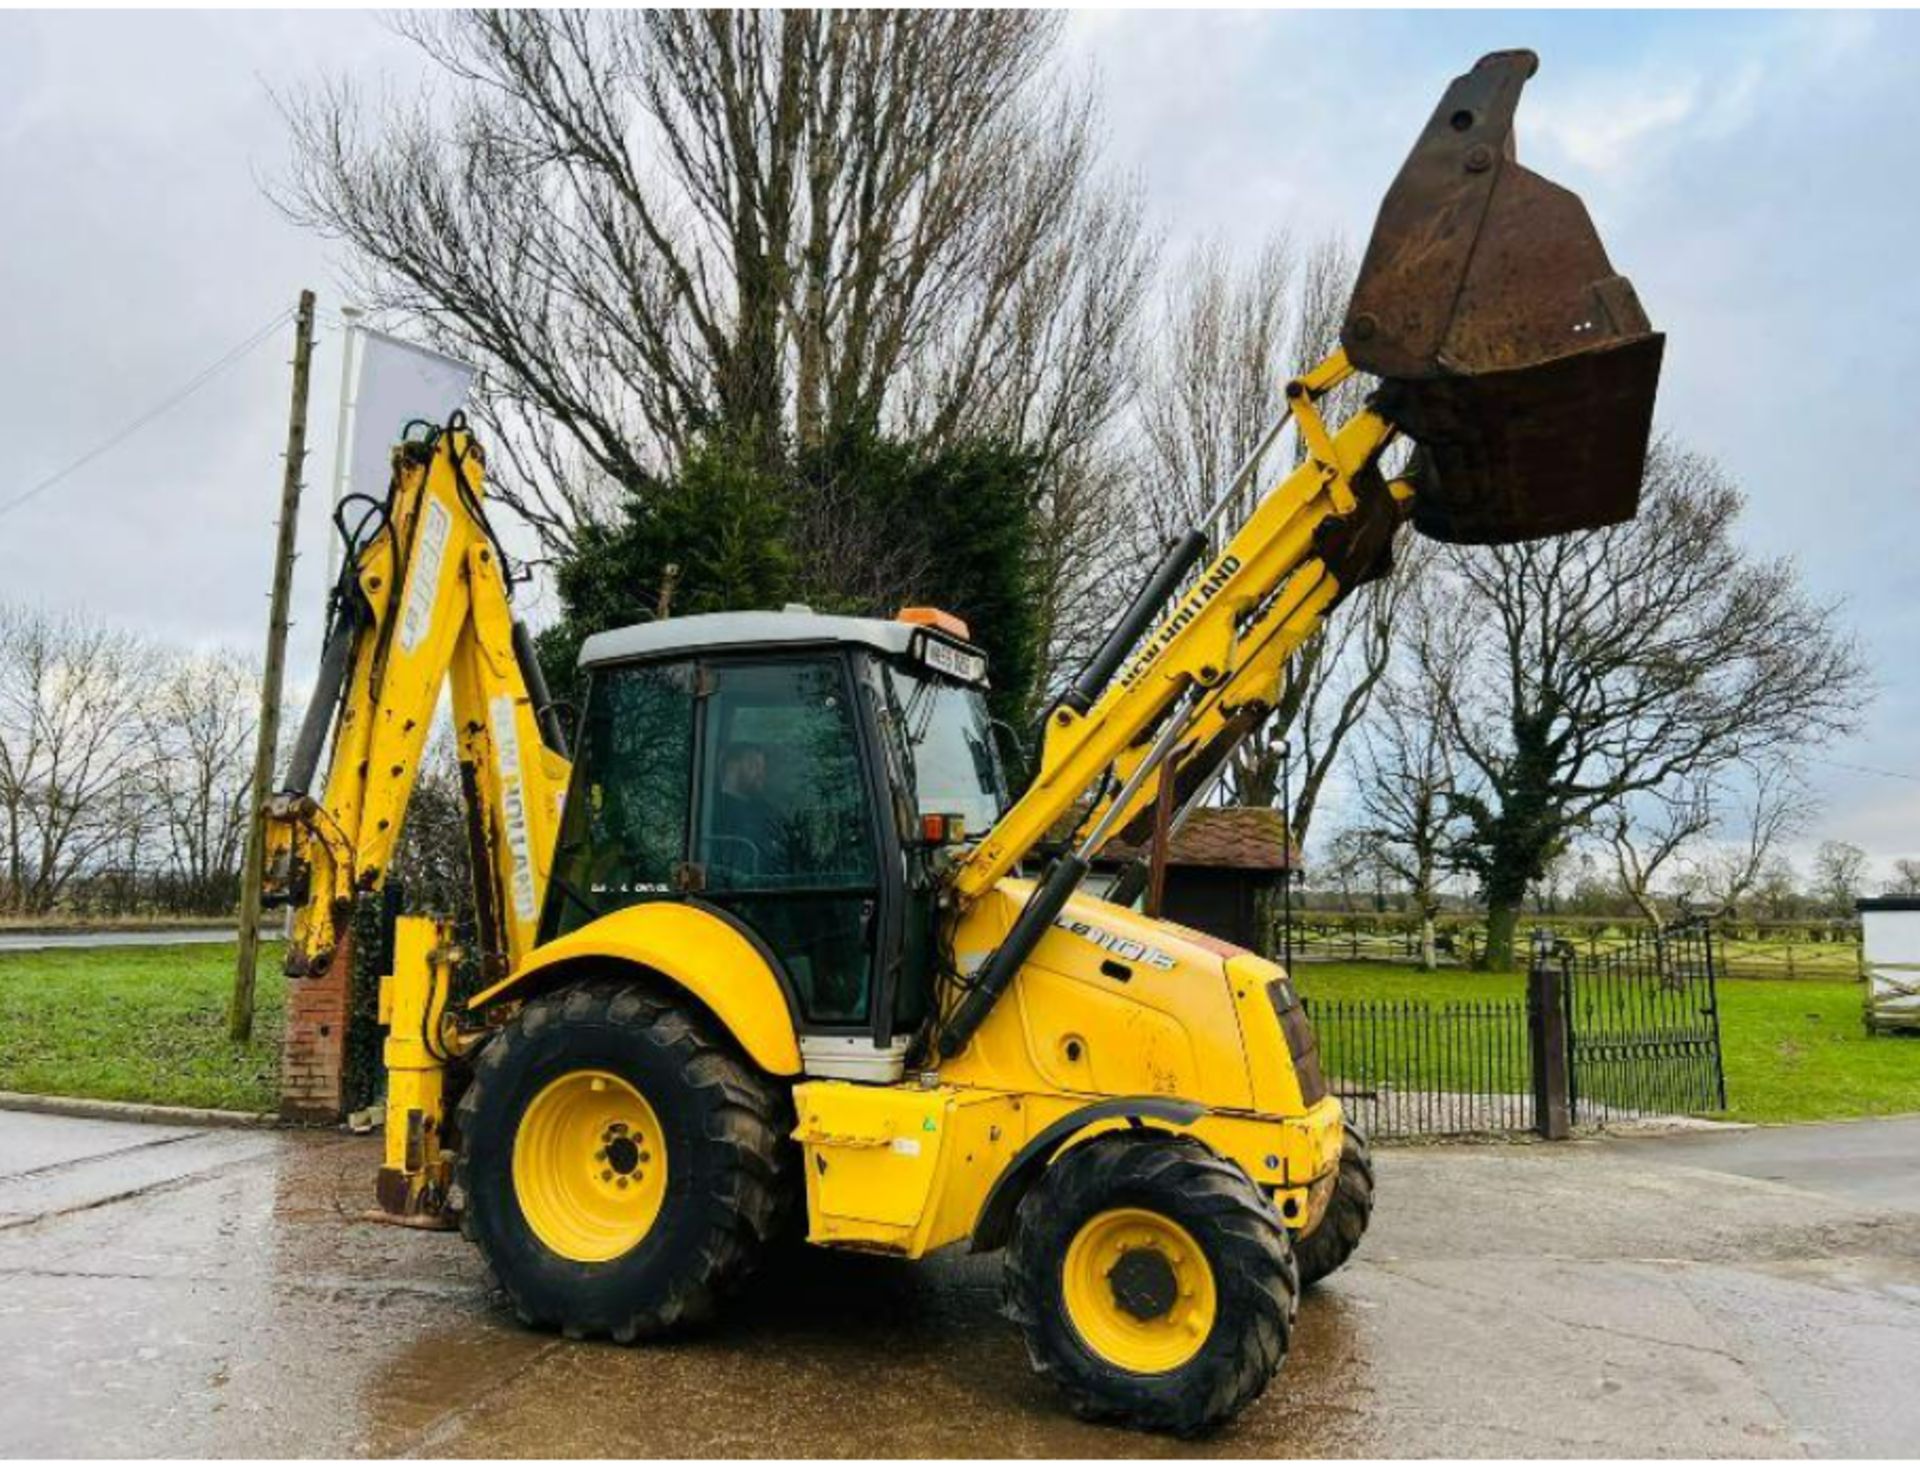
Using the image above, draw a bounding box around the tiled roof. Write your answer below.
[1104,806,1301,872]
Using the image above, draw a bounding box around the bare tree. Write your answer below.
[1425,441,1869,967]
[389,725,474,923]
[1752,855,1805,920]
[281,11,1148,559]
[142,651,260,915]
[1350,674,1458,968]
[1313,826,1376,914]
[1812,839,1869,917]
[1884,858,1920,897]
[1129,232,1415,850]
[1605,782,1714,934]
[1673,762,1814,919]
[1233,540,1421,853]
[0,605,155,916]
[1222,238,1411,850]
[1136,234,1295,544]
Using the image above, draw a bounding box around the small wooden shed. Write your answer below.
[1858,896,1920,1033]
[1096,807,1302,952]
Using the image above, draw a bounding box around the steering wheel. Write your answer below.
[703,834,765,882]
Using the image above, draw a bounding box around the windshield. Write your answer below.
[885,667,1006,836]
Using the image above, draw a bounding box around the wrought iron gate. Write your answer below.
[1559,918,1727,1124]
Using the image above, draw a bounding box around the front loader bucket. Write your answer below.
[1343,50,1664,545]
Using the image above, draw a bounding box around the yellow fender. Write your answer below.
[468,902,803,1077]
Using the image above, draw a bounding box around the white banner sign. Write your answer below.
[344,329,477,504]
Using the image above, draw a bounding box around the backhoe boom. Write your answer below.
[264,423,569,1013]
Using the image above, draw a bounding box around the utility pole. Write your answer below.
[232,289,317,1042]
[324,305,362,586]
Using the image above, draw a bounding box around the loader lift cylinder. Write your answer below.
[1060,529,1209,716]
[511,619,570,758]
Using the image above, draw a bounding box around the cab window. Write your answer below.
[694,657,878,1025]
[541,661,695,939]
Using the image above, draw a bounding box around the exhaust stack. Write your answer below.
[1344,49,1664,545]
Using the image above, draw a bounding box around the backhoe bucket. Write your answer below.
[1343,50,1663,545]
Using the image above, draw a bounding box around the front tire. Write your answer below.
[454,979,789,1341]
[1294,1127,1374,1289]
[1002,1133,1296,1435]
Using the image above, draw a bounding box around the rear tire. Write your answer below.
[453,979,790,1341]
[1294,1127,1374,1289]
[1002,1133,1296,1435]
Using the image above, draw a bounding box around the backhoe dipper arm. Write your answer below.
[939,353,1407,1055]
[264,423,571,991]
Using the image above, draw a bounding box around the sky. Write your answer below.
[0,9,1915,879]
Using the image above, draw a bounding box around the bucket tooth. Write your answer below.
[1344,50,1664,545]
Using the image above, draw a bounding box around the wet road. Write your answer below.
[1,1111,1917,1458]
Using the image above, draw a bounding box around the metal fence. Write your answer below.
[1305,996,1534,1138]
[1302,921,1727,1140]
[1560,919,1727,1122]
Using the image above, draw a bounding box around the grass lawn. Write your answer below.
[0,941,283,1112]
[1292,960,1920,1125]
[0,943,1909,1126]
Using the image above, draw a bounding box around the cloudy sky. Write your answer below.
[1,9,1915,876]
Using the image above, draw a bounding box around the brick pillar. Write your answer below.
[279,929,352,1123]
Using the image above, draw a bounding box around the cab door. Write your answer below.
[691,655,884,1028]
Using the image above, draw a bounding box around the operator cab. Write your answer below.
[540,605,1007,1077]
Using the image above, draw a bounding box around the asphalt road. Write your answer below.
[1,1109,1917,1458]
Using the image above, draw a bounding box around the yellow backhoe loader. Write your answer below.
[263,52,1661,1433]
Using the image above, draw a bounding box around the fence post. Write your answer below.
[1528,928,1573,1139]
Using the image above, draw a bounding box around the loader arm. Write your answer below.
[955,351,1406,902]
[940,50,1663,1056]
[936,355,1407,1053]
[263,421,571,995]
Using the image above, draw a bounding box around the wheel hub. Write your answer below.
[512,1070,668,1263]
[1108,1248,1178,1321]
[603,1131,642,1177]
[1061,1207,1219,1374]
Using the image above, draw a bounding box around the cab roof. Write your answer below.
[578,607,983,682]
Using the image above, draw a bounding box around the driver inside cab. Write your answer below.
[711,741,781,879]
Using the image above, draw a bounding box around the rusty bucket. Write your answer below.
[1343,50,1664,545]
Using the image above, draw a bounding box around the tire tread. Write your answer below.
[452,976,794,1342]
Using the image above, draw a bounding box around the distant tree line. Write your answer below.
[1304,833,1891,927]
[0,603,258,919]
[0,601,465,922]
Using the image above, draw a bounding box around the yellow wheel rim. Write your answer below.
[512,1069,668,1263]
[1062,1207,1218,1374]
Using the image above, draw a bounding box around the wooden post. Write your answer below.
[231,290,317,1042]
[1144,749,1183,919]
[1528,927,1573,1139]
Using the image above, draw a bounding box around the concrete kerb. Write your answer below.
[0,1089,277,1130]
